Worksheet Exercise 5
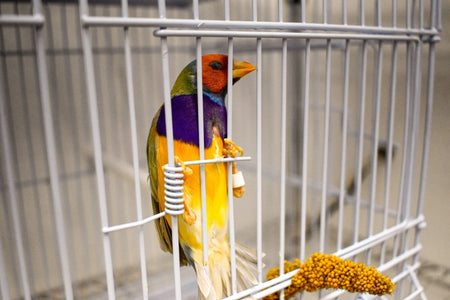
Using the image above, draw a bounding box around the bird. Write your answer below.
[147,54,257,299]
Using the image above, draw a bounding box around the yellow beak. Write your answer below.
[232,59,257,79]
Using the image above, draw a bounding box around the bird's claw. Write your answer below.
[223,138,244,158]
[233,186,245,198]
[174,156,193,177]
[182,202,197,225]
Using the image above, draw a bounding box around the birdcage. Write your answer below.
[0,0,441,299]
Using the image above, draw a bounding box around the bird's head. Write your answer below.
[171,54,256,104]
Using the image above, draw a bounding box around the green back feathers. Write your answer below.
[170,61,197,97]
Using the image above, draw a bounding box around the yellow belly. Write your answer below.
[156,134,228,251]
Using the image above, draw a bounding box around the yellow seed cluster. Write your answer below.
[264,253,395,300]
[265,259,302,299]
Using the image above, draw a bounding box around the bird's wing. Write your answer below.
[147,106,189,266]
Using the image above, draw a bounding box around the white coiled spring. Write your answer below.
[163,164,184,215]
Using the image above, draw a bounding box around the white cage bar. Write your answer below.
[0,0,441,299]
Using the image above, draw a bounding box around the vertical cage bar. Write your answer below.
[404,42,420,221]
[120,0,148,298]
[342,0,347,24]
[0,61,28,300]
[227,38,237,294]
[393,41,413,259]
[394,42,417,299]
[256,37,263,284]
[352,40,368,245]
[323,0,327,23]
[301,0,305,22]
[360,0,365,25]
[419,0,424,29]
[252,0,257,20]
[300,38,311,262]
[278,0,283,22]
[170,218,182,300]
[278,38,288,276]
[380,41,398,265]
[366,41,383,265]
[415,42,435,221]
[160,37,182,300]
[399,41,423,299]
[337,39,350,251]
[78,0,116,298]
[403,41,422,239]
[430,0,437,29]
[253,1,262,285]
[319,39,332,253]
[156,0,184,283]
[353,40,367,244]
[393,0,398,27]
[376,0,382,26]
[437,0,441,30]
[224,0,230,20]
[413,40,436,266]
[196,37,210,277]
[406,0,411,29]
[157,0,166,19]
[193,0,199,19]
[33,0,73,297]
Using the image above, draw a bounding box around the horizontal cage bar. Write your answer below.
[153,29,422,41]
[79,15,439,37]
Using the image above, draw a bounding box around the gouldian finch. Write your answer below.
[147,54,257,299]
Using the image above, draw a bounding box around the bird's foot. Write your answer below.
[233,186,245,198]
[182,201,197,225]
[174,156,193,178]
[223,138,244,158]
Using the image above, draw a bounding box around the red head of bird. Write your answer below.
[171,54,256,104]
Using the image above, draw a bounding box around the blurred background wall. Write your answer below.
[0,0,448,299]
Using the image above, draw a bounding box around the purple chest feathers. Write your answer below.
[156,94,228,148]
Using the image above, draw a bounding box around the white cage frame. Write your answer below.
[0,0,441,299]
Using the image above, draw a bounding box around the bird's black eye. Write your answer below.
[209,61,223,70]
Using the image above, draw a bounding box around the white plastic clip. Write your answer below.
[232,171,245,188]
[163,164,184,215]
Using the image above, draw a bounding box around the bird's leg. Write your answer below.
[222,139,245,198]
[174,156,196,225]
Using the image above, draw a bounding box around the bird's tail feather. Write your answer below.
[195,242,258,300]
[235,243,259,292]
[195,260,216,300]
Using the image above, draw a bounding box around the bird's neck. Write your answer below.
[171,89,226,106]
[203,90,226,106]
